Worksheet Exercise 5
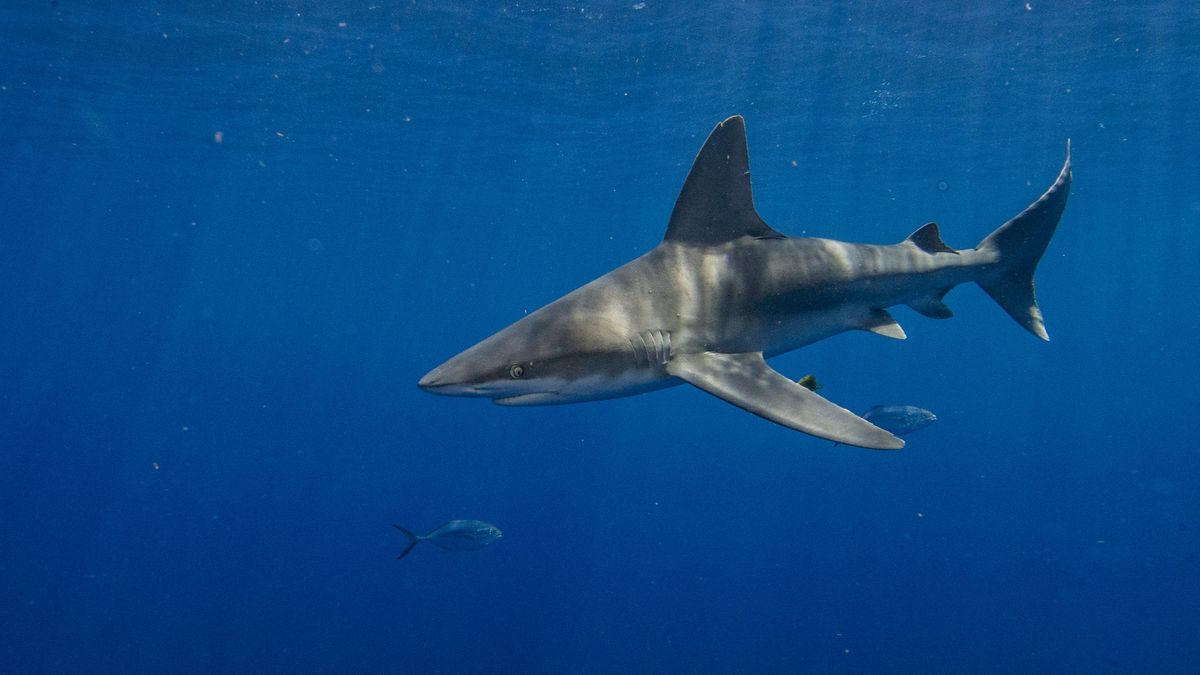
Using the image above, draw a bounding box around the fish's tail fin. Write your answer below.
[975,142,1072,341]
[393,524,421,560]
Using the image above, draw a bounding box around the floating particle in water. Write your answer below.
[308,238,323,252]
[632,2,646,9]
[936,180,948,192]
[213,130,223,144]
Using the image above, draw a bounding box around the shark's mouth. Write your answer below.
[418,381,493,397]
[493,392,566,406]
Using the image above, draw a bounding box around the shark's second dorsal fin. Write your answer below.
[664,116,784,245]
[906,222,958,255]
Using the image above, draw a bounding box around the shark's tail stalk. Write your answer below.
[975,142,1072,341]
[393,524,421,560]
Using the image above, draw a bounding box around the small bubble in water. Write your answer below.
[307,238,323,251]
[936,180,949,192]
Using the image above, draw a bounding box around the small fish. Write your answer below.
[860,405,938,437]
[796,374,823,391]
[392,520,503,560]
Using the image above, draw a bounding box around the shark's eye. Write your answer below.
[508,364,525,379]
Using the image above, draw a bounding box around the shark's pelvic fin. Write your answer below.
[976,141,1072,341]
[663,115,784,245]
[906,222,959,255]
[665,351,904,450]
[862,308,907,339]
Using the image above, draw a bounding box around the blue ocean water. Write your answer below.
[2,2,1197,672]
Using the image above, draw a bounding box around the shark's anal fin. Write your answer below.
[906,222,958,255]
[663,116,784,245]
[862,308,907,339]
[908,287,954,319]
[666,352,904,450]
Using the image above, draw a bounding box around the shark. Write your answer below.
[419,116,1071,449]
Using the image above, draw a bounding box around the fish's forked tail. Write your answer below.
[393,524,421,560]
[975,142,1072,341]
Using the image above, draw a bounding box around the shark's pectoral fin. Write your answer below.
[861,308,907,339]
[666,352,904,450]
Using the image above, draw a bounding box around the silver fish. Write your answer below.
[392,520,503,560]
[860,405,938,437]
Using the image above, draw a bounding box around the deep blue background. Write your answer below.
[2,2,1197,673]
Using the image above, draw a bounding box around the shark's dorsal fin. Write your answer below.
[906,222,958,255]
[664,116,784,245]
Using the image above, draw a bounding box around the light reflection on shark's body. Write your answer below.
[420,116,1071,449]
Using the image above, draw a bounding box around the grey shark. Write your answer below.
[419,116,1071,450]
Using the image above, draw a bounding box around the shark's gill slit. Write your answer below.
[635,333,651,368]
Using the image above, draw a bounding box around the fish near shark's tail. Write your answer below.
[975,142,1072,341]
[393,524,421,560]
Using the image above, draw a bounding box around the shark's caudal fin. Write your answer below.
[975,142,1072,341]
[393,524,421,560]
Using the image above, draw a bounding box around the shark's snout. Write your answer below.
[418,358,496,397]
[417,366,474,396]
[417,367,444,391]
